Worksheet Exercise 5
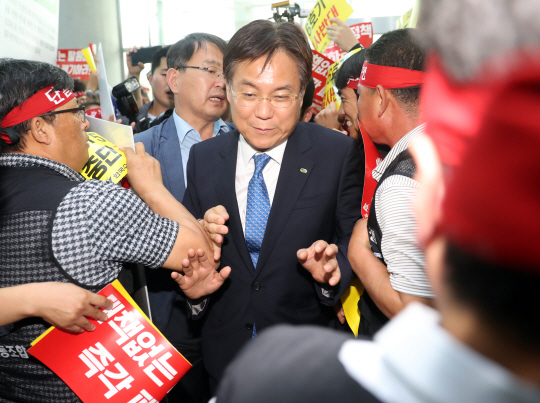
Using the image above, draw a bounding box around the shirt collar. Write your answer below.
[372,123,426,181]
[173,109,229,143]
[0,153,85,182]
[239,134,287,168]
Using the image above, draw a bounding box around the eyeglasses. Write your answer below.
[177,65,224,81]
[39,106,86,123]
[230,88,300,109]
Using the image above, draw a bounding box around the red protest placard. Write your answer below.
[359,123,382,218]
[57,49,92,80]
[324,22,374,62]
[28,280,191,403]
[311,50,334,113]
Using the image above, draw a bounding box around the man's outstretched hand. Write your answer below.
[172,248,231,299]
[297,240,341,286]
[201,205,229,261]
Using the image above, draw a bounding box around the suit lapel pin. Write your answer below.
[300,168,307,173]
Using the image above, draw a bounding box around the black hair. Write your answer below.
[335,49,366,98]
[364,29,425,116]
[301,78,315,117]
[0,58,73,153]
[151,45,171,75]
[167,33,227,70]
[224,20,312,92]
[445,241,540,349]
[73,79,86,93]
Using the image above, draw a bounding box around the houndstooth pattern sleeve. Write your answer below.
[52,180,179,286]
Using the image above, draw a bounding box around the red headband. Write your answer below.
[346,77,360,90]
[0,85,74,144]
[359,62,425,89]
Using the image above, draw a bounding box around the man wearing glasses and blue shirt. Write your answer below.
[181,20,363,392]
[135,32,233,403]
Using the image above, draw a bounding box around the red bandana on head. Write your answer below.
[0,85,75,144]
[346,77,360,90]
[424,51,540,271]
[359,61,425,89]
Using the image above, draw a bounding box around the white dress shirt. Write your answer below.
[339,303,540,403]
[235,135,288,234]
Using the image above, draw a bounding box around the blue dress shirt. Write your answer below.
[173,109,230,186]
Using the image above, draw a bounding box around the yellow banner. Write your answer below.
[80,132,127,183]
[304,0,354,54]
[396,0,421,29]
[341,278,364,337]
[81,47,96,72]
[322,47,363,110]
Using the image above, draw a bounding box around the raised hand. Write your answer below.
[297,240,341,286]
[201,205,229,261]
[124,142,165,200]
[171,249,231,299]
[126,47,145,78]
[314,101,343,131]
[326,18,360,53]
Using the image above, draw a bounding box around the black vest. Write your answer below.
[0,165,97,403]
[358,150,416,337]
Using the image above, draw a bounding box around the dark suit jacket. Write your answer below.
[135,117,233,335]
[183,122,364,382]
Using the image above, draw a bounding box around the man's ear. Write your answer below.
[376,84,390,118]
[301,105,317,122]
[29,116,54,146]
[166,68,179,94]
[226,82,232,104]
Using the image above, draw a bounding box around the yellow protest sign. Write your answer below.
[80,132,127,183]
[81,47,96,72]
[304,0,354,54]
[396,0,421,28]
[322,47,363,110]
[341,278,364,337]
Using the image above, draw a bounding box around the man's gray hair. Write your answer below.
[416,0,540,82]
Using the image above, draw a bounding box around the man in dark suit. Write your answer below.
[135,32,231,403]
[181,20,363,390]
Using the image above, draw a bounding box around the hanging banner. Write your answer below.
[57,49,93,81]
[304,0,354,54]
[359,123,382,219]
[324,22,373,62]
[28,280,191,403]
[0,0,59,64]
[311,50,334,113]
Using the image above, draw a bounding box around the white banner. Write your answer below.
[0,0,59,64]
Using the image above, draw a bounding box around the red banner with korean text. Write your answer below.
[340,123,382,336]
[57,49,92,80]
[359,123,382,218]
[311,50,334,113]
[28,280,191,403]
[324,22,374,62]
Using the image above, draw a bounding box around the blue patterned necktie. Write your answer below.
[245,153,271,268]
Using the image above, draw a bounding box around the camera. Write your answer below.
[271,1,308,22]
[112,76,141,124]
